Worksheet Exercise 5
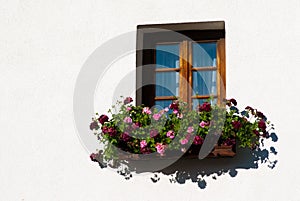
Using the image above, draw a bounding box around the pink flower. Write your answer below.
[185,133,191,140]
[155,143,166,155]
[150,129,159,138]
[152,113,161,120]
[173,110,178,114]
[166,130,175,139]
[142,107,152,114]
[123,116,132,123]
[123,97,133,104]
[164,107,169,112]
[199,121,209,128]
[187,126,194,133]
[177,113,183,119]
[132,122,141,129]
[140,140,147,148]
[126,107,132,111]
[180,138,188,145]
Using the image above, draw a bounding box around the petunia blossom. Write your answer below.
[123,116,132,123]
[166,130,175,139]
[199,121,209,128]
[155,143,166,155]
[152,113,161,121]
[142,107,152,114]
[187,126,194,133]
[150,129,159,138]
[180,138,188,145]
[140,140,147,148]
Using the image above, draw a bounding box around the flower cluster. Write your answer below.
[90,97,274,160]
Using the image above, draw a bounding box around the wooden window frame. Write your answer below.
[136,21,226,108]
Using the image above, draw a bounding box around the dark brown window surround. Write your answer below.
[136,21,226,108]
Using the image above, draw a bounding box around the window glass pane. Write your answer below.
[156,72,179,97]
[192,71,217,96]
[192,99,217,110]
[155,100,173,112]
[192,42,217,67]
[156,44,179,68]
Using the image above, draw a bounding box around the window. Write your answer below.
[136,21,226,109]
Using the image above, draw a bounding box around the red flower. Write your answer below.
[198,102,211,112]
[232,120,242,130]
[245,106,255,114]
[193,136,204,145]
[253,130,260,136]
[230,98,237,106]
[123,97,133,104]
[169,101,179,111]
[98,114,109,124]
[121,132,131,142]
[258,120,266,131]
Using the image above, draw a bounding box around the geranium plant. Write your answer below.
[90,97,274,162]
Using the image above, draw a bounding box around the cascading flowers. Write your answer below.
[90,97,274,161]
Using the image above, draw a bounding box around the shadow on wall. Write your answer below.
[94,133,278,189]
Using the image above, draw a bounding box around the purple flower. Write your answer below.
[232,120,242,130]
[142,107,152,114]
[180,138,188,145]
[166,130,175,139]
[123,97,133,104]
[150,129,158,138]
[140,140,147,148]
[123,116,132,123]
[155,143,166,155]
[198,102,211,112]
[98,114,109,124]
[152,113,161,121]
[199,121,209,128]
[193,136,204,145]
[89,121,99,130]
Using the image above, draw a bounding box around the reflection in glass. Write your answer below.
[155,100,173,112]
[192,71,217,96]
[156,44,179,68]
[192,42,217,67]
[156,72,179,97]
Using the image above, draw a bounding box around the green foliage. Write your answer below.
[90,97,274,160]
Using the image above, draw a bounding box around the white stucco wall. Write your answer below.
[1,0,300,200]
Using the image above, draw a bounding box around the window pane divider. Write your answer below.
[191,95,218,99]
[155,68,180,72]
[154,96,178,101]
[192,67,217,71]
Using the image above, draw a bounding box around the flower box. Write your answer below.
[90,97,272,166]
